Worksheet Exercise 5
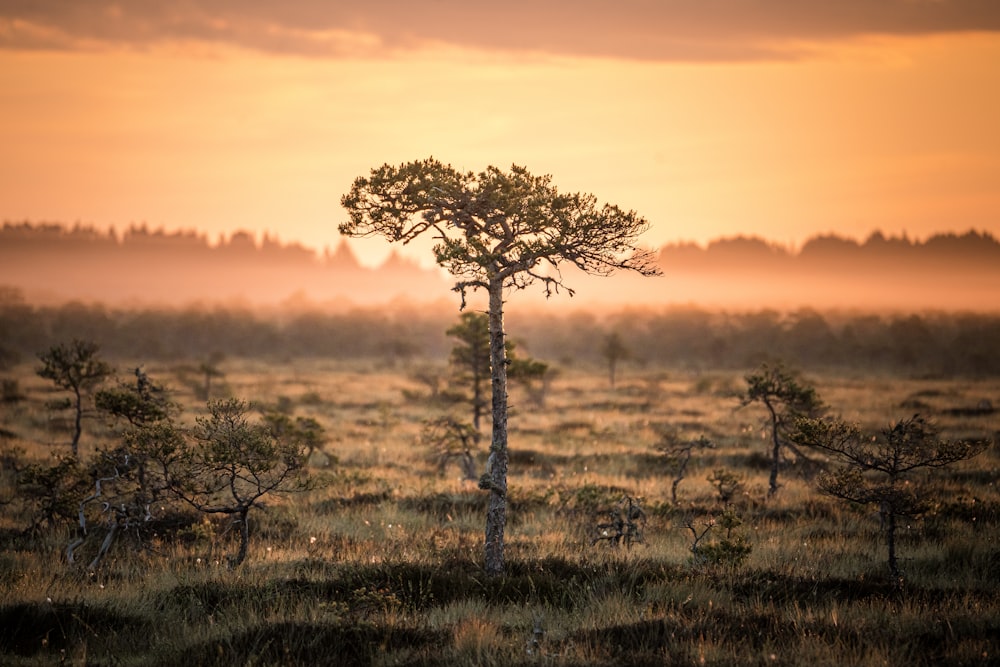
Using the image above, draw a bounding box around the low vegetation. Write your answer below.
[0,346,997,665]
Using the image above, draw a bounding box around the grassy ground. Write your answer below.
[1,358,998,666]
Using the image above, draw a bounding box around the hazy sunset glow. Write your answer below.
[2,2,999,269]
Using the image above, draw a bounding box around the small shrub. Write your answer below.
[17,456,90,532]
[591,495,647,549]
[421,416,479,481]
[740,362,825,496]
[686,506,752,568]
[654,432,713,504]
[707,468,744,504]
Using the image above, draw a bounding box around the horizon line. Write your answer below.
[3,218,996,259]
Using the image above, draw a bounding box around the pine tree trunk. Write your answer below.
[472,364,483,432]
[767,402,780,497]
[885,508,899,579]
[233,507,250,567]
[484,279,509,576]
[71,387,83,457]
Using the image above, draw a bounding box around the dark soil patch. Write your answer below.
[0,600,150,657]
[727,570,902,605]
[177,620,448,666]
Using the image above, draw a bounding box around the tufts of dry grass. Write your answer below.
[0,359,997,665]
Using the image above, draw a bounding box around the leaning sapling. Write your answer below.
[655,433,713,504]
[740,362,825,496]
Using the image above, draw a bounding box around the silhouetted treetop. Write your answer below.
[339,158,661,302]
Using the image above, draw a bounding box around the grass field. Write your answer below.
[1,357,998,666]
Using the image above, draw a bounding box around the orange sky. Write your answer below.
[2,2,999,268]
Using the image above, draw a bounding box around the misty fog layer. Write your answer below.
[2,222,999,312]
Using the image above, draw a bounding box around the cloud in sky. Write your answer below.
[3,0,1000,61]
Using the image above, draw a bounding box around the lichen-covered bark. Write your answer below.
[484,279,509,576]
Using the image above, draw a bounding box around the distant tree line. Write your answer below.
[659,228,1000,271]
[5,222,999,272]
[2,290,998,376]
[4,222,1000,312]
[0,221,316,260]
[0,221,448,306]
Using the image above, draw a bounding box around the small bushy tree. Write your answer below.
[19,387,320,569]
[512,359,552,410]
[740,363,825,496]
[96,366,173,431]
[600,331,629,390]
[791,414,991,579]
[63,367,181,568]
[198,352,226,401]
[447,311,549,428]
[685,507,752,568]
[17,455,90,534]
[36,339,113,455]
[166,398,315,567]
[707,468,744,505]
[421,415,479,481]
[446,312,493,432]
[655,433,713,504]
[262,410,327,461]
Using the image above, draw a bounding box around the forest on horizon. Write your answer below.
[2,221,999,312]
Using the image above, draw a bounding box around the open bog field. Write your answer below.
[1,358,998,666]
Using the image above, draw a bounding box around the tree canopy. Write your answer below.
[340,158,661,305]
